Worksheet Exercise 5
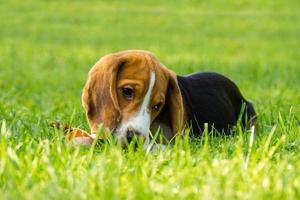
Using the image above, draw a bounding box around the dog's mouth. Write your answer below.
[110,127,149,149]
[91,125,150,149]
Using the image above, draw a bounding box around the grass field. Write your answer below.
[1,0,300,199]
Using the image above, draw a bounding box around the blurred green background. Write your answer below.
[1,1,299,130]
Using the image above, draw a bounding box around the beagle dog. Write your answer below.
[74,50,256,147]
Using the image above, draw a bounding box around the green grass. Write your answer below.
[0,0,300,199]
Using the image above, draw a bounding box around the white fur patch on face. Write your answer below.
[118,72,156,146]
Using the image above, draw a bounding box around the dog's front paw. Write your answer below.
[49,120,94,146]
[65,128,94,146]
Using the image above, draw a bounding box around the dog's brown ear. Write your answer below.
[166,70,185,135]
[150,63,185,141]
[82,54,125,133]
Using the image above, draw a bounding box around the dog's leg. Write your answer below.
[49,121,94,146]
[65,128,94,146]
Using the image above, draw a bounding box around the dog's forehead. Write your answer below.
[117,58,153,87]
[119,62,150,78]
[116,52,169,97]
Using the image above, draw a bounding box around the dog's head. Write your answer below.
[82,50,184,146]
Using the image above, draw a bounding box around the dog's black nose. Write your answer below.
[126,130,141,143]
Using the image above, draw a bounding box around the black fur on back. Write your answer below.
[177,72,256,136]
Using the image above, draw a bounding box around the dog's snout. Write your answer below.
[126,129,141,143]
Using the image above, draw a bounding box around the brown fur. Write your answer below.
[82,50,185,141]
[49,121,95,144]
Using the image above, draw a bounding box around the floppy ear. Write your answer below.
[82,54,125,133]
[150,67,185,141]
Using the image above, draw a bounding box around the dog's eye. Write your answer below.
[122,87,134,100]
[152,103,162,112]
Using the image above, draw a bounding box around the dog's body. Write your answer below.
[177,72,256,135]
[71,50,256,147]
